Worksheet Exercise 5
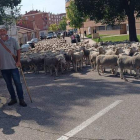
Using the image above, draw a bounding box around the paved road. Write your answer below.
[65,35,96,45]
[0,67,140,140]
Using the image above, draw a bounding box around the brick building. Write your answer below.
[65,0,140,35]
[17,10,66,39]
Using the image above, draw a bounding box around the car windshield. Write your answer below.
[31,38,37,42]
[48,33,53,36]
[21,44,30,48]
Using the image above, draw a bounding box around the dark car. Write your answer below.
[68,31,73,37]
[40,35,46,40]
[75,34,81,42]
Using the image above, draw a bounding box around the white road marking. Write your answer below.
[57,100,123,140]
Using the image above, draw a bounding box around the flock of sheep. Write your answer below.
[19,38,140,81]
[0,38,139,81]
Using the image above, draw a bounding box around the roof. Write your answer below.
[17,26,34,34]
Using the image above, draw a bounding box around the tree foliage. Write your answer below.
[59,16,67,31]
[0,0,21,25]
[49,24,59,32]
[67,1,86,30]
[75,0,140,41]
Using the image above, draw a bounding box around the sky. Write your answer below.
[20,0,66,14]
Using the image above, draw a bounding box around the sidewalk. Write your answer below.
[65,35,96,45]
[81,34,96,45]
[101,34,129,38]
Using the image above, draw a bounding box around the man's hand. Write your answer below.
[16,61,21,68]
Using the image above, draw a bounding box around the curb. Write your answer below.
[0,97,7,108]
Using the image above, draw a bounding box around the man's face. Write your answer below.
[0,29,8,41]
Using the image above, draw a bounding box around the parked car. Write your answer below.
[20,44,31,52]
[40,35,46,40]
[31,38,38,43]
[57,32,61,36]
[60,32,64,37]
[53,33,57,38]
[47,33,53,39]
[27,41,35,48]
[75,34,81,42]
[27,38,38,48]
[68,31,73,37]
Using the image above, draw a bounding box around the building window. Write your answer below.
[106,25,120,30]
[112,25,120,30]
[106,25,112,30]
[96,26,105,31]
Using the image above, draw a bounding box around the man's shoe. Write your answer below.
[19,100,27,107]
[8,99,17,106]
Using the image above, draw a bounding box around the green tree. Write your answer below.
[67,1,86,35]
[0,0,21,25]
[59,16,67,31]
[75,0,140,41]
[49,24,59,32]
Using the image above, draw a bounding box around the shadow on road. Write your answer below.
[0,67,140,135]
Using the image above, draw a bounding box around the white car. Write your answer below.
[27,38,38,44]
[31,38,38,43]
[53,33,57,38]
[20,44,31,52]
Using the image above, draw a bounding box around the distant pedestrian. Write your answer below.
[95,29,96,33]
[63,31,65,39]
[84,30,86,36]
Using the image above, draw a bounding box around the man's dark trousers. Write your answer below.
[1,68,24,100]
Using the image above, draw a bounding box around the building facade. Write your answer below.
[17,10,66,38]
[65,0,140,35]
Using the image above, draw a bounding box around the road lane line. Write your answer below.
[57,100,123,140]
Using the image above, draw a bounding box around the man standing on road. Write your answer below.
[0,25,27,107]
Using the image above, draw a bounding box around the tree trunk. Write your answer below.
[127,10,138,42]
[79,28,81,38]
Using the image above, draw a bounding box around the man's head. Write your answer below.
[0,25,8,41]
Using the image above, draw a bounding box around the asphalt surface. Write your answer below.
[0,65,140,140]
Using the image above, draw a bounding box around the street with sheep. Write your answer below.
[0,37,140,140]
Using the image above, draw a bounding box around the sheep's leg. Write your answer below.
[130,70,133,76]
[134,68,140,79]
[93,62,96,71]
[81,59,83,67]
[120,68,124,79]
[80,60,82,70]
[44,65,47,74]
[69,62,71,70]
[120,68,128,81]
[72,62,75,71]
[114,67,118,76]
[55,67,58,77]
[75,62,77,72]
[91,62,94,70]
[50,67,53,76]
[61,63,64,74]
[97,65,101,76]
[86,57,88,65]
[101,66,105,73]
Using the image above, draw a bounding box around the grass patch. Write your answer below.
[86,35,92,38]
[92,35,140,42]
[86,34,108,39]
